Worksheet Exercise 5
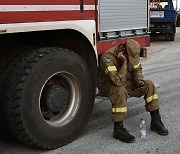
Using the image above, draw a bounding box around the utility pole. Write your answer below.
[175,0,178,11]
[177,0,178,12]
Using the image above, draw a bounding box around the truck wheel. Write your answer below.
[0,53,7,131]
[169,33,175,41]
[0,48,32,133]
[2,47,95,149]
[165,34,170,41]
[0,51,24,132]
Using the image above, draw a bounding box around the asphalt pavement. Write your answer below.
[1,28,180,154]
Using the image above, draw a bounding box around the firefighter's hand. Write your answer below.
[117,52,127,63]
[134,80,145,90]
[137,80,145,87]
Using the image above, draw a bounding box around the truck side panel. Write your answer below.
[0,0,94,5]
[97,35,150,55]
[0,0,96,24]
[99,0,148,32]
[97,0,150,55]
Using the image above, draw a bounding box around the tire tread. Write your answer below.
[2,47,94,149]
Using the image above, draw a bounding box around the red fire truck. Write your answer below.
[0,0,150,149]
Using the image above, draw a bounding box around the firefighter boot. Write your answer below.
[113,121,135,143]
[150,109,169,136]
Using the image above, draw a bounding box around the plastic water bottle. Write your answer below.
[140,118,146,139]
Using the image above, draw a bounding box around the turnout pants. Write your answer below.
[98,80,160,122]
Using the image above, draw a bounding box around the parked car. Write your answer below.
[176,13,180,27]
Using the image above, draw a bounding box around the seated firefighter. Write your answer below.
[97,39,168,143]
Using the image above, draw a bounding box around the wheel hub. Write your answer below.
[43,85,68,113]
[40,72,80,127]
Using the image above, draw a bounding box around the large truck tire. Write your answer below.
[0,53,7,132]
[0,48,31,133]
[165,33,175,41]
[165,33,170,41]
[2,47,95,149]
[169,33,175,41]
[0,52,22,133]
